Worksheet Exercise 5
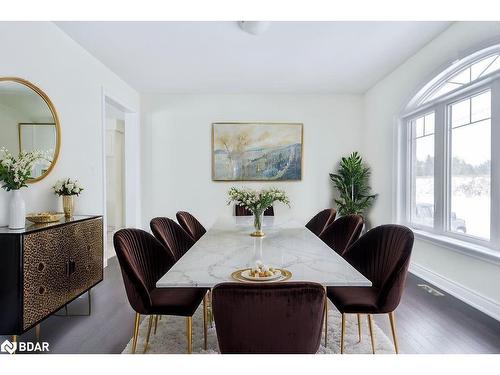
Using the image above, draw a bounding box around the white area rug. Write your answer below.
[122,302,396,354]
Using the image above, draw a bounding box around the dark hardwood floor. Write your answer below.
[377,275,500,354]
[2,257,500,354]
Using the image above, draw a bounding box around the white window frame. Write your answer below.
[407,110,436,231]
[398,43,500,262]
[444,86,493,244]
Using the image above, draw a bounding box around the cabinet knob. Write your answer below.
[37,262,45,272]
[38,286,46,295]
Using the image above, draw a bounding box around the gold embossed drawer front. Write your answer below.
[23,226,69,330]
[68,218,103,300]
[22,218,103,330]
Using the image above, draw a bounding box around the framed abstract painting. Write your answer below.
[212,122,303,181]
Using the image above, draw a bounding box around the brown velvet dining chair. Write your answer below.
[113,228,208,354]
[235,204,274,216]
[327,224,414,354]
[150,217,195,262]
[305,208,337,237]
[212,282,325,354]
[319,214,364,255]
[150,217,210,331]
[176,211,207,241]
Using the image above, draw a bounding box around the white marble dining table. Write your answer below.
[156,216,371,288]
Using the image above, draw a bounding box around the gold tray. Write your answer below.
[26,212,64,224]
[231,268,292,283]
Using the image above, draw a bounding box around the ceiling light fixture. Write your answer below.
[238,21,271,35]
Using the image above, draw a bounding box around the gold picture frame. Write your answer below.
[211,122,304,181]
[18,122,56,152]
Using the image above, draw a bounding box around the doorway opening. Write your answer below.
[101,92,140,265]
[105,103,126,260]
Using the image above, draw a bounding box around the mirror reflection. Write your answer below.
[0,79,59,181]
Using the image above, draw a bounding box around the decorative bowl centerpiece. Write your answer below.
[231,260,292,283]
[241,260,282,281]
[227,187,290,237]
[26,212,64,224]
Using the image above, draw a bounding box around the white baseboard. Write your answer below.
[104,253,116,268]
[409,262,500,322]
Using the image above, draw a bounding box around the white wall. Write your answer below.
[364,21,500,316]
[141,94,364,228]
[0,22,140,226]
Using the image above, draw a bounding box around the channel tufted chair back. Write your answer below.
[113,228,175,314]
[326,224,414,354]
[319,214,364,255]
[176,211,207,241]
[114,228,208,354]
[343,224,414,312]
[305,208,337,236]
[150,217,195,261]
[212,282,325,354]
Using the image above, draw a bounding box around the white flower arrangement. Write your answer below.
[53,178,84,196]
[0,148,47,191]
[227,187,290,215]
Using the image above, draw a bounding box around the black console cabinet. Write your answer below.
[0,216,103,335]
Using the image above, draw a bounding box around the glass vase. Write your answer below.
[250,210,265,237]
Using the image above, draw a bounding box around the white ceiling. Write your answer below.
[56,21,452,94]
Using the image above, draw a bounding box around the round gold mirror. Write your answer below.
[0,77,61,182]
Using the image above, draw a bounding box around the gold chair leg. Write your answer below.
[340,313,345,354]
[186,316,193,354]
[357,314,362,342]
[154,315,159,335]
[208,289,214,328]
[367,314,376,354]
[203,293,208,350]
[131,313,140,354]
[143,315,154,353]
[324,296,328,347]
[35,324,41,342]
[388,312,399,354]
[159,315,162,321]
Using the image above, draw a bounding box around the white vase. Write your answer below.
[9,189,26,229]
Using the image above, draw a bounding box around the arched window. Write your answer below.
[422,53,500,104]
[401,43,500,249]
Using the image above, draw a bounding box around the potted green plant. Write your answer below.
[329,151,377,217]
